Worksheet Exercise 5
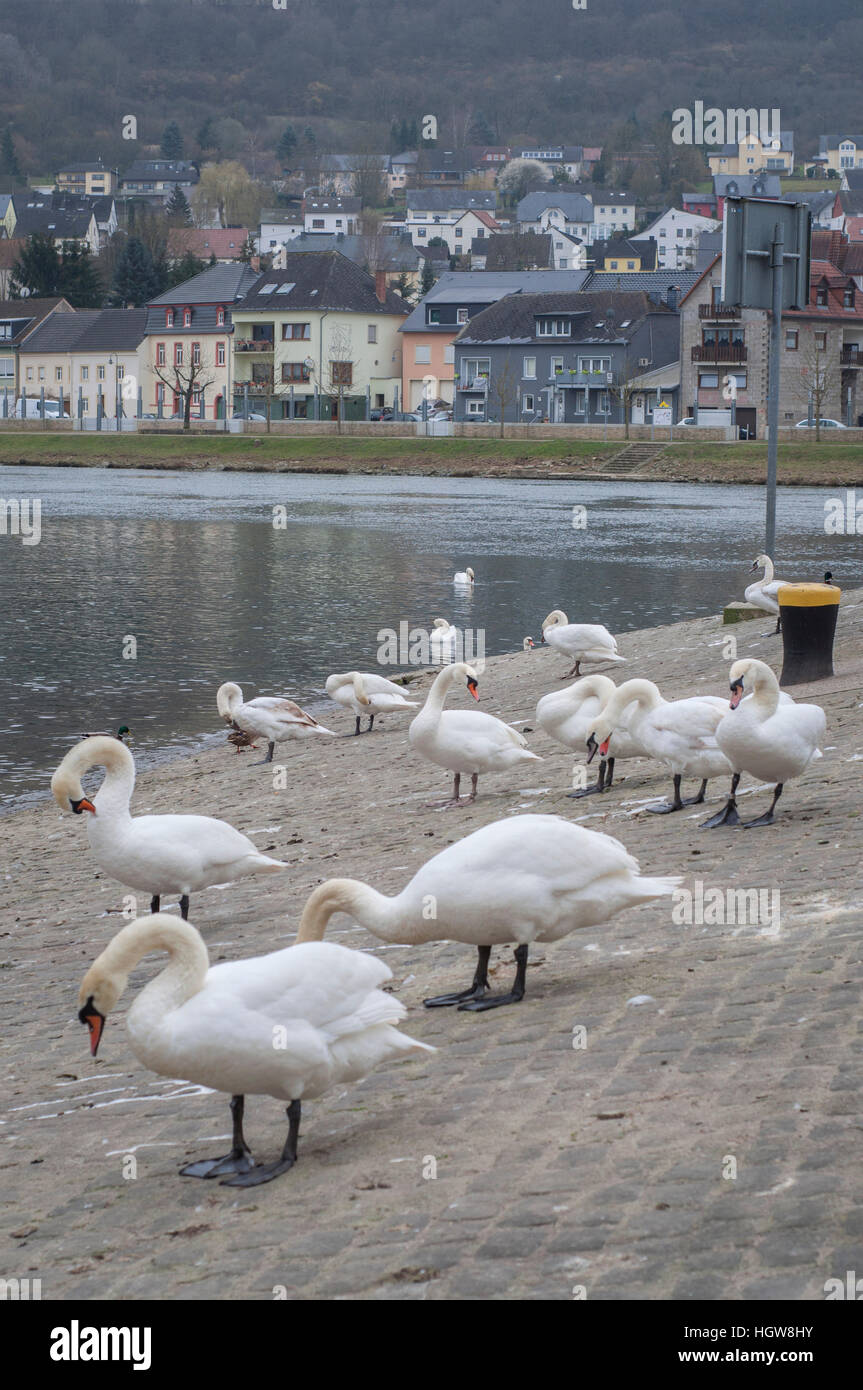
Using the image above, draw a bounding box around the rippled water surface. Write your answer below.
[1,465,857,808]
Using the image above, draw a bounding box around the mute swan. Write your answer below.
[744,554,785,633]
[78,914,433,1186]
[409,662,540,807]
[297,815,680,1011]
[523,637,536,650]
[429,617,458,665]
[51,737,287,919]
[325,671,419,736]
[588,679,731,815]
[701,659,826,828]
[453,566,475,587]
[216,682,335,764]
[541,610,625,679]
[536,674,649,796]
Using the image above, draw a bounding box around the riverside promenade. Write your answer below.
[2,596,862,1301]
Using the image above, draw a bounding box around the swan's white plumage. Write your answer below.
[51,737,286,898]
[81,916,432,1104]
[409,662,540,778]
[325,671,418,718]
[453,567,475,586]
[217,683,335,743]
[744,554,786,616]
[591,679,732,781]
[536,674,648,762]
[717,659,826,784]
[541,610,624,667]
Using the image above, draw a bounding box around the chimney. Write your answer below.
[666,285,679,312]
[250,254,261,272]
[375,268,387,303]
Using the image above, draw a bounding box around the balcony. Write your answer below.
[691,343,747,363]
[549,371,612,387]
[235,338,274,354]
[699,302,742,319]
[840,346,862,366]
[456,376,489,391]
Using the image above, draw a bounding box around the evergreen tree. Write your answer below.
[111,236,162,306]
[470,110,495,145]
[276,124,297,165]
[161,121,184,160]
[165,250,207,289]
[420,261,436,296]
[303,127,316,149]
[58,241,104,307]
[0,126,21,181]
[11,234,62,297]
[165,184,192,226]
[197,117,217,154]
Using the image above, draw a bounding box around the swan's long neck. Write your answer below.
[572,674,615,704]
[762,557,774,584]
[66,737,135,817]
[608,679,662,721]
[297,878,407,945]
[423,664,458,717]
[745,666,781,717]
[352,672,369,704]
[86,915,209,1024]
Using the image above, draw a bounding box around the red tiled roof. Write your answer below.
[166,228,250,260]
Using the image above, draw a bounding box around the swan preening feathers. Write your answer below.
[409,661,540,806]
[325,670,418,735]
[79,915,433,1186]
[536,673,649,796]
[453,566,475,587]
[541,611,624,678]
[51,737,287,919]
[298,815,679,1010]
[216,682,335,764]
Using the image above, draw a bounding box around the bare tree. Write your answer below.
[349,151,387,209]
[324,325,354,435]
[490,353,520,437]
[799,338,836,441]
[153,355,216,431]
[609,349,645,440]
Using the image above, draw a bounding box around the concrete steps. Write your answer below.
[595,442,669,476]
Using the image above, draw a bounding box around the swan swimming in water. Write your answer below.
[325,671,419,735]
[297,815,680,1011]
[51,737,287,920]
[409,662,540,807]
[701,658,826,828]
[453,566,475,587]
[541,611,625,679]
[216,682,336,764]
[78,914,433,1186]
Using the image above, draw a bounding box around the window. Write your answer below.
[523,356,537,378]
[81,397,89,412]
[610,262,619,270]
[816,286,829,307]
[550,355,564,375]
[815,331,827,350]
[183,309,192,328]
[785,330,798,350]
[627,261,635,269]
[282,323,311,340]
[192,342,201,366]
[39,367,45,380]
[522,394,535,412]
[312,218,325,229]
[174,343,183,366]
[367,325,377,344]
[844,286,855,308]
[330,361,353,386]
[698,372,720,388]
[281,362,311,382]
[444,344,454,364]
[156,343,165,367]
[598,391,610,413]
[415,345,431,365]
[456,308,468,324]
[536,318,571,336]
[467,400,484,416]
[56,367,63,381]
[26,367,33,381]
[462,357,490,382]
[572,389,586,413]
[217,342,226,367]
[578,356,610,373]
[217,307,225,326]
[165,310,174,328]
[0,359,13,378]
[416,228,426,237]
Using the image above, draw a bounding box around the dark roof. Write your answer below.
[713,173,781,198]
[277,232,422,271]
[574,186,634,204]
[12,199,95,240]
[304,196,362,215]
[517,191,594,222]
[843,170,863,191]
[19,308,148,354]
[121,160,199,185]
[406,189,497,213]
[0,298,72,344]
[581,268,701,297]
[455,290,673,346]
[481,232,554,271]
[232,253,410,314]
[57,161,114,174]
[839,190,863,216]
[150,262,261,306]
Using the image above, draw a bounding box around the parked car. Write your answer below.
[232,411,267,422]
[677,417,697,426]
[13,398,70,419]
[794,418,847,429]
[369,407,393,421]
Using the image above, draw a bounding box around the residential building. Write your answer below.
[303,196,362,236]
[682,191,719,220]
[17,308,148,417]
[257,209,304,256]
[55,161,118,196]
[398,269,590,412]
[142,262,260,418]
[166,227,250,263]
[780,189,837,230]
[517,190,594,243]
[808,135,863,176]
[414,149,475,186]
[591,237,657,273]
[0,298,74,398]
[712,173,781,218]
[9,195,100,255]
[314,154,389,197]
[514,145,586,180]
[474,232,556,272]
[120,159,200,204]
[576,187,637,237]
[707,130,794,177]
[580,268,701,300]
[452,289,679,424]
[388,151,418,196]
[47,191,118,248]
[230,252,409,419]
[635,209,720,269]
[271,232,427,294]
[404,189,498,251]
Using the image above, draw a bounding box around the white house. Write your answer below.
[634,208,720,269]
[257,209,304,256]
[303,196,362,236]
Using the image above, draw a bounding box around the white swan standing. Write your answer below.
[51,737,287,919]
[297,815,680,1011]
[702,659,826,828]
[324,671,419,736]
[409,661,541,807]
[78,914,433,1187]
[536,674,649,796]
[216,682,335,764]
[588,679,731,815]
[453,566,475,587]
[744,554,786,633]
[541,610,625,679]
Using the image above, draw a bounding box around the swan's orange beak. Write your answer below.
[599,738,610,756]
[71,797,96,815]
[729,682,744,710]
[79,1006,105,1056]
[466,678,479,701]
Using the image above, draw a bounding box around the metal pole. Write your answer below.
[765,221,784,560]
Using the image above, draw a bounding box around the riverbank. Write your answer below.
[2,432,863,484]
[2,595,862,1300]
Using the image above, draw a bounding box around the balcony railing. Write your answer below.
[549,371,612,387]
[699,302,742,319]
[840,346,862,365]
[235,338,274,353]
[692,343,748,363]
[456,376,489,391]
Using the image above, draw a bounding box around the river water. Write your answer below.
[1,465,857,810]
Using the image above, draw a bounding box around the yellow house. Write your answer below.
[806,135,863,176]
[591,237,656,273]
[16,308,148,416]
[0,297,74,399]
[708,131,794,176]
[55,162,118,196]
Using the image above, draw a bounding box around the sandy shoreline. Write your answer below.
[2,597,862,1300]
